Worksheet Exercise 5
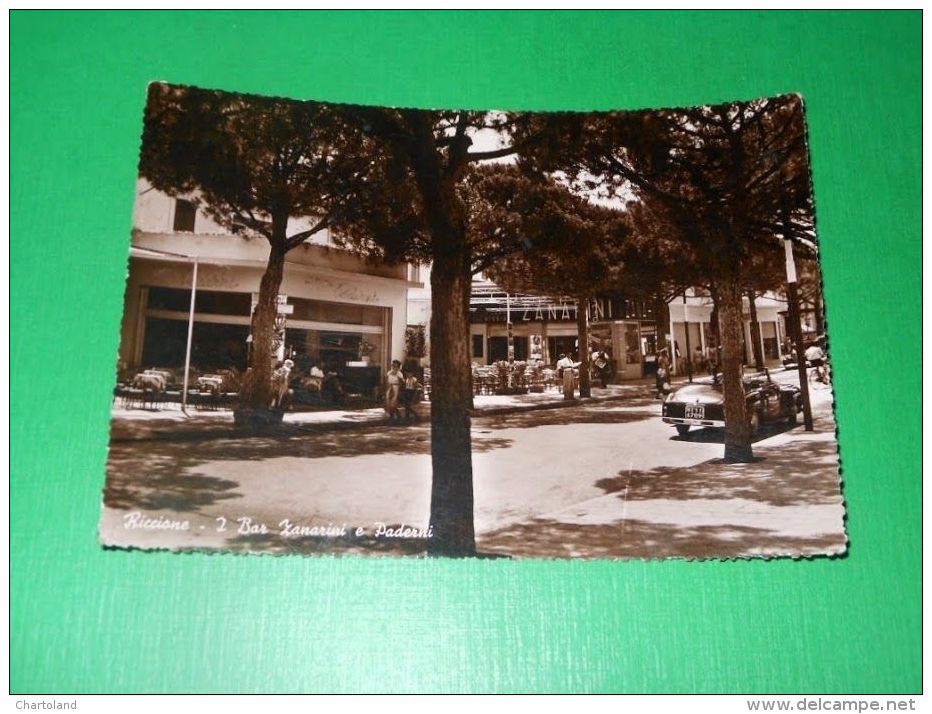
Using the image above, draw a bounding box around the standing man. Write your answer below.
[557,352,578,400]
[384,360,404,422]
[591,345,610,388]
[656,349,671,399]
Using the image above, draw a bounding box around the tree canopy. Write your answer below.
[141,83,374,247]
[515,94,818,461]
[139,84,380,416]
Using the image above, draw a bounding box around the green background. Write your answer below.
[11,11,921,693]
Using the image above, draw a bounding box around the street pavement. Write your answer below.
[107,380,655,441]
[100,369,846,560]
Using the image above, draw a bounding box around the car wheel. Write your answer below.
[675,425,690,437]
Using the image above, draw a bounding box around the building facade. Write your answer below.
[667,291,789,375]
[117,181,419,387]
[451,280,795,381]
[465,280,661,380]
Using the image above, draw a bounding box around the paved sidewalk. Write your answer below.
[109,377,675,442]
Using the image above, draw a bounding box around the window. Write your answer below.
[513,336,529,361]
[147,287,251,316]
[472,334,484,359]
[173,199,197,232]
[142,318,249,370]
[489,337,508,362]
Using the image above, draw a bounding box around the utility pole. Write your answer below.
[683,292,693,383]
[181,256,199,416]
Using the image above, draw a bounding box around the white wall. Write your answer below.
[133,179,338,246]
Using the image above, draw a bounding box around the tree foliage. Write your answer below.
[517,94,818,461]
[139,84,375,416]
[484,179,632,396]
[141,83,372,246]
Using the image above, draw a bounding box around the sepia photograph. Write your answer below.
[99,83,846,560]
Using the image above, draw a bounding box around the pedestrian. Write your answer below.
[655,349,671,399]
[556,353,572,377]
[384,360,404,421]
[557,352,578,400]
[303,363,325,393]
[400,372,421,422]
[591,346,610,388]
[708,347,721,378]
[271,359,294,408]
[804,341,828,383]
[655,364,671,400]
[692,345,706,374]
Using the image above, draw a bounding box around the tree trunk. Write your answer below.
[427,238,476,557]
[719,279,754,462]
[576,296,591,398]
[405,113,476,557]
[238,223,287,423]
[747,288,765,372]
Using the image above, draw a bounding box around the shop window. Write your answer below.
[547,336,577,363]
[488,336,529,362]
[173,199,197,232]
[147,287,250,316]
[472,334,484,359]
[283,328,383,374]
[513,336,529,361]
[142,318,249,370]
[489,337,508,362]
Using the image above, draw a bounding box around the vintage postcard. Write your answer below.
[100,84,846,560]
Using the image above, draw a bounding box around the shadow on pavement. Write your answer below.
[104,425,514,514]
[479,517,846,560]
[669,419,800,444]
[594,431,841,508]
[478,426,844,559]
[477,400,657,430]
[104,448,242,512]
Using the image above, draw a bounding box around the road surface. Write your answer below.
[100,372,845,560]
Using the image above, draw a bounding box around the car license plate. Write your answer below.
[685,405,705,419]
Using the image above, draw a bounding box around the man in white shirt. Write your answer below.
[556,353,578,400]
[804,343,825,367]
[804,342,828,384]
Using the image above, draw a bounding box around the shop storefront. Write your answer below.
[468,284,660,381]
[138,286,391,369]
[667,292,788,374]
[118,186,414,396]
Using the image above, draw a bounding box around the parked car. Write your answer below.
[661,373,802,437]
